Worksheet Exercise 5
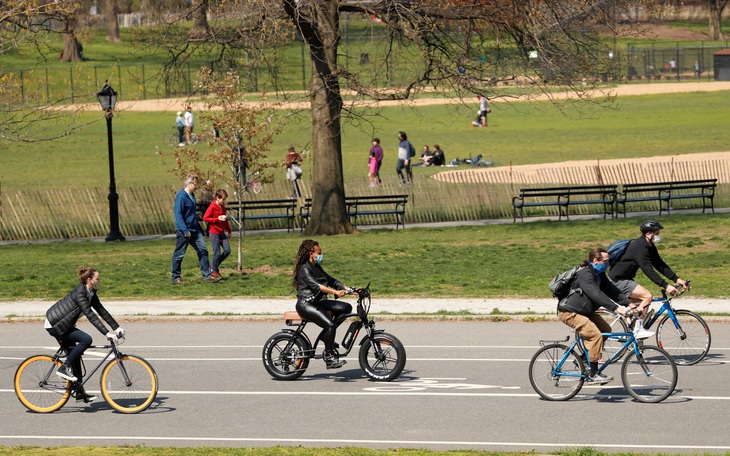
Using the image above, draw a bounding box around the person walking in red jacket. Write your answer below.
[203,189,232,278]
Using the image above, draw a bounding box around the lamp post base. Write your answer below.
[105,231,126,242]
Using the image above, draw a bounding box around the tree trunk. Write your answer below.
[60,18,83,62]
[301,3,354,236]
[188,0,211,40]
[105,0,121,43]
[708,0,728,40]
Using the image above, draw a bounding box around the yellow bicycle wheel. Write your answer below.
[100,355,158,413]
[14,355,70,413]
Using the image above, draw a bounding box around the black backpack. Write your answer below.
[549,265,583,300]
[607,239,631,267]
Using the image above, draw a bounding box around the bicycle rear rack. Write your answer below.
[539,336,569,347]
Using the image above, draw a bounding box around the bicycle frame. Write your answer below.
[542,330,642,380]
[280,292,383,361]
[46,341,130,391]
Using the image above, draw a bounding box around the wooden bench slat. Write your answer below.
[512,185,617,222]
[617,179,716,216]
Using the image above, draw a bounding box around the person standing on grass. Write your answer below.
[203,189,232,279]
[285,145,303,198]
[184,106,194,144]
[175,111,186,146]
[171,173,219,284]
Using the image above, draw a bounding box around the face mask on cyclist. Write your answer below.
[592,261,608,274]
[652,234,661,244]
[314,254,323,264]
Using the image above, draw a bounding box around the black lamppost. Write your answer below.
[97,81,125,242]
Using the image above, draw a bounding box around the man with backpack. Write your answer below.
[608,220,688,338]
[557,248,633,385]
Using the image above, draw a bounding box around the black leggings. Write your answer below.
[296,299,352,351]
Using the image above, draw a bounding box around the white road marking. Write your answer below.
[0,435,729,450]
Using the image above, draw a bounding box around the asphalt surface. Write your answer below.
[1,320,729,452]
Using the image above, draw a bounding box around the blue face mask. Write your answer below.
[592,262,608,274]
[314,254,323,264]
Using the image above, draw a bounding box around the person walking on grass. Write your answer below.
[203,189,232,279]
[171,173,219,284]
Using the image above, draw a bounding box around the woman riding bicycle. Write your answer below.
[292,240,353,369]
[45,267,125,403]
[557,248,633,385]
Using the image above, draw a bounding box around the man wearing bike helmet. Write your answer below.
[608,220,688,338]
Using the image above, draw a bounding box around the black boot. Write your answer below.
[323,350,346,369]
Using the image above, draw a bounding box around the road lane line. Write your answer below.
[1,435,729,450]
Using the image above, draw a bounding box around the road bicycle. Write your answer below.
[262,283,406,381]
[529,328,677,403]
[14,336,158,414]
[597,280,710,365]
[164,127,198,147]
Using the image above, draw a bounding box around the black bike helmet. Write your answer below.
[640,220,664,234]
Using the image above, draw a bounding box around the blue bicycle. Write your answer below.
[529,328,678,403]
[597,280,710,365]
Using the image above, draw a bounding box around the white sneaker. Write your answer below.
[634,328,655,339]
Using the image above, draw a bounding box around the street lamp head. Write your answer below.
[97,81,117,112]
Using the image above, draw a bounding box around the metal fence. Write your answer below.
[625,43,730,81]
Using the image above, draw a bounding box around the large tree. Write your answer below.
[139,0,662,235]
[708,0,728,40]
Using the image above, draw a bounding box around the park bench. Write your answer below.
[299,194,408,230]
[512,185,617,222]
[197,199,297,233]
[616,179,717,216]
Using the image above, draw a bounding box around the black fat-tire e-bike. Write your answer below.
[262,284,406,381]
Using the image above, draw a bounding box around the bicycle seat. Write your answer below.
[284,311,306,324]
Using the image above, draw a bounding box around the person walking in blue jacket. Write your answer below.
[171,173,219,284]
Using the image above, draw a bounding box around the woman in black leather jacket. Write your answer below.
[293,239,353,369]
[45,267,125,403]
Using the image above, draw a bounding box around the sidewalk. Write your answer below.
[2,297,729,318]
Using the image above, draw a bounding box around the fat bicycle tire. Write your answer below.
[655,309,711,366]
[100,355,158,413]
[596,309,631,361]
[358,333,406,381]
[528,343,585,401]
[621,345,677,403]
[14,355,71,413]
[262,332,310,381]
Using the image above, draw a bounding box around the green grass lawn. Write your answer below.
[1,90,729,192]
[1,213,727,301]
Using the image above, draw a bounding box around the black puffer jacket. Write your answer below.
[296,262,344,305]
[46,283,119,336]
[559,266,629,317]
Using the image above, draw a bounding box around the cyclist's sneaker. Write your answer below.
[586,373,613,385]
[634,328,655,339]
[323,351,346,369]
[73,387,97,404]
[56,364,78,382]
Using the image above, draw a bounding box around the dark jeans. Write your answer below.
[296,299,352,351]
[47,327,92,382]
[171,230,211,281]
[396,159,412,184]
[209,233,231,272]
[177,126,185,144]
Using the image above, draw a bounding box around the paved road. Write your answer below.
[1,320,729,452]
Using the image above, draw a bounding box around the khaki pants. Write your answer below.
[558,311,611,363]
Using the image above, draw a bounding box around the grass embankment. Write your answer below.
[1,213,727,301]
[2,91,729,192]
